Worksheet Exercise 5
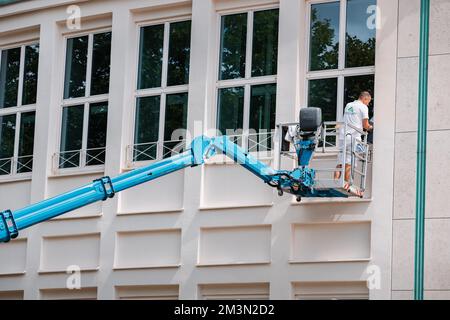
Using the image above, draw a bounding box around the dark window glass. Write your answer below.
[217,87,244,136]
[138,25,164,89]
[163,93,188,158]
[134,96,160,161]
[309,2,340,71]
[0,114,16,175]
[252,9,279,77]
[249,84,276,151]
[346,0,376,68]
[59,105,84,168]
[219,13,247,80]
[22,44,40,105]
[64,36,88,99]
[167,21,191,86]
[344,74,375,118]
[86,102,108,166]
[17,111,35,173]
[91,32,111,95]
[308,78,338,122]
[0,47,21,108]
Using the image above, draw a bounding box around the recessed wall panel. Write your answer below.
[202,164,273,208]
[114,229,181,269]
[119,170,184,214]
[198,225,271,265]
[0,239,27,275]
[40,233,100,272]
[292,282,369,300]
[47,174,103,219]
[0,290,24,300]
[40,287,97,300]
[291,223,371,262]
[199,283,270,300]
[115,284,179,300]
[0,181,31,211]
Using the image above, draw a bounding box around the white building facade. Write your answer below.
[0,0,449,300]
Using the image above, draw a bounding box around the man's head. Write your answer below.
[359,91,372,106]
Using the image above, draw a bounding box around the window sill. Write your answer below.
[289,258,371,265]
[49,166,105,178]
[113,264,180,271]
[199,203,273,211]
[38,267,99,275]
[292,197,372,206]
[0,173,32,184]
[204,153,274,166]
[0,271,26,277]
[196,261,271,267]
[117,208,184,216]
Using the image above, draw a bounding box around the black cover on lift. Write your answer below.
[299,107,322,132]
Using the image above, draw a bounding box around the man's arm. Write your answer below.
[363,118,373,131]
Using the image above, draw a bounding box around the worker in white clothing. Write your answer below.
[334,91,373,194]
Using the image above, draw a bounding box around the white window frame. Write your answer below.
[129,17,191,167]
[55,28,111,174]
[214,5,279,154]
[304,0,376,121]
[0,41,39,181]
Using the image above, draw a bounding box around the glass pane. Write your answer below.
[217,87,244,137]
[308,78,338,122]
[64,36,88,99]
[163,93,188,158]
[167,21,191,86]
[17,111,35,173]
[309,2,340,71]
[134,96,160,161]
[344,74,375,118]
[60,105,84,168]
[252,9,279,77]
[90,32,111,96]
[86,102,108,166]
[249,84,276,151]
[138,24,164,89]
[346,0,376,68]
[0,47,21,108]
[219,13,247,80]
[22,44,40,105]
[0,114,16,175]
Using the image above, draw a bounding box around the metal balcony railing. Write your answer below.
[0,155,33,176]
[54,147,106,171]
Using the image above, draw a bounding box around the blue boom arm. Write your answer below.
[0,134,345,243]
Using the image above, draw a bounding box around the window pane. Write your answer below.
[90,32,111,95]
[138,24,164,89]
[0,114,16,175]
[346,0,376,68]
[163,93,188,158]
[249,84,276,151]
[60,105,84,168]
[17,111,35,173]
[64,36,88,99]
[252,9,279,77]
[219,13,247,80]
[217,87,244,136]
[344,74,375,118]
[308,78,338,122]
[309,2,340,71]
[0,47,21,108]
[134,96,160,161]
[167,21,191,86]
[22,44,39,105]
[86,102,108,166]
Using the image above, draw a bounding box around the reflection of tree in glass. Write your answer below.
[346,35,375,68]
[91,33,111,95]
[138,25,164,89]
[167,21,191,86]
[22,45,40,105]
[19,112,35,157]
[218,87,244,133]
[0,48,21,108]
[251,9,279,77]
[0,115,16,158]
[309,7,339,71]
[219,13,247,80]
[308,78,337,122]
[65,36,88,98]
[344,74,375,118]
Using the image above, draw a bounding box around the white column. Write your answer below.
[96,6,135,300]
[269,0,303,300]
[24,19,63,300]
[177,0,216,299]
